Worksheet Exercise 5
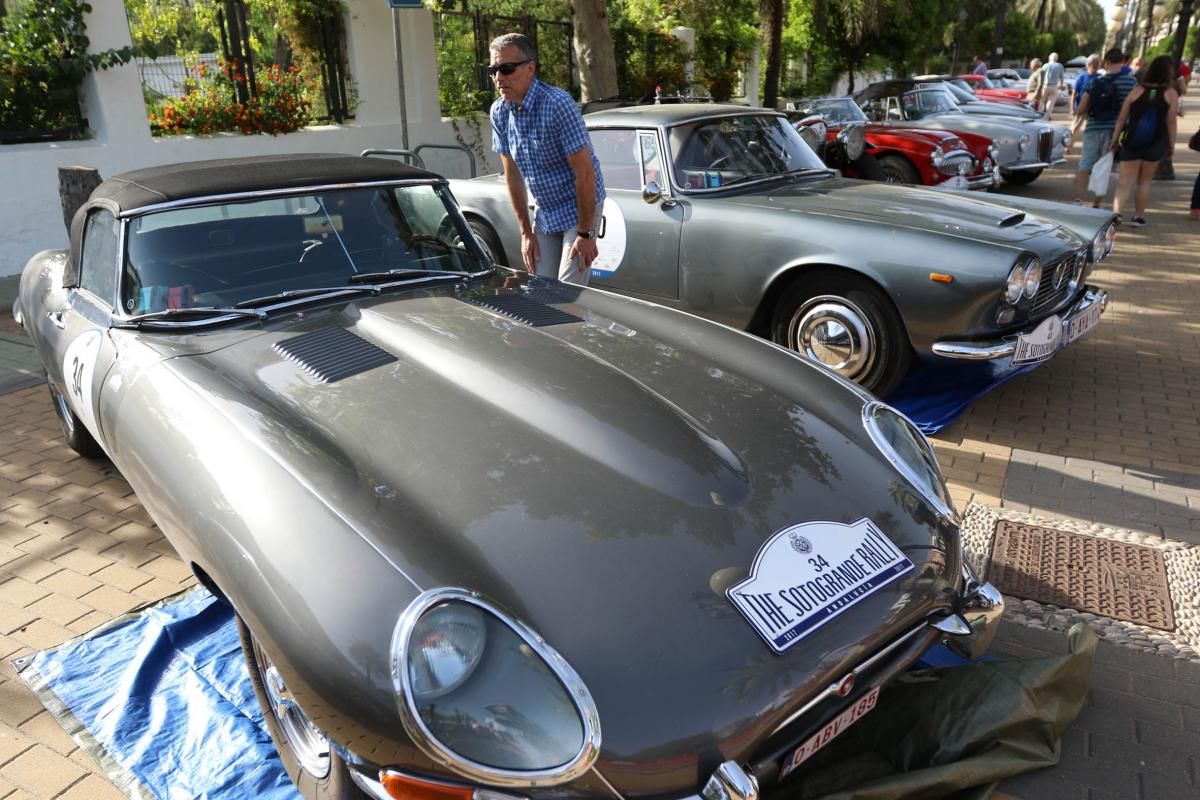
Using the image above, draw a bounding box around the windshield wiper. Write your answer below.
[347,269,467,284]
[113,306,268,329]
[718,172,782,188]
[234,286,379,309]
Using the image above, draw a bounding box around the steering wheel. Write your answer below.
[408,234,454,255]
[707,155,732,170]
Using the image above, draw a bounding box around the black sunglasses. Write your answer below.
[487,59,531,78]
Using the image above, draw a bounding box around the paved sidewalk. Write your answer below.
[0,105,1198,799]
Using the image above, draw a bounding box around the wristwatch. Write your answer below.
[577,229,597,240]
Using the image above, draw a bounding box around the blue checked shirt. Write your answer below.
[491,79,605,234]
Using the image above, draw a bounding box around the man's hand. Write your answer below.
[521,231,540,273]
[567,235,599,273]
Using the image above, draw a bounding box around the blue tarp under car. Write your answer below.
[15,588,1093,800]
[887,359,1041,434]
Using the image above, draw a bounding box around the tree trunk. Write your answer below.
[58,166,102,233]
[570,0,618,102]
[760,0,784,108]
[1171,0,1194,63]
[992,0,1007,69]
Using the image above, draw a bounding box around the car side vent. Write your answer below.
[274,328,397,383]
[996,212,1026,227]
[467,294,583,327]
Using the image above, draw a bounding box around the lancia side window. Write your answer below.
[79,209,120,308]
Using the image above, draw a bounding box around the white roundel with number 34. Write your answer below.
[61,329,104,440]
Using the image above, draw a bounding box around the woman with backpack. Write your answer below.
[1110,55,1180,227]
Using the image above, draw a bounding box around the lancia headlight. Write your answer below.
[1104,221,1117,255]
[988,140,999,159]
[393,589,600,782]
[795,117,827,152]
[838,124,866,161]
[1063,129,1072,148]
[864,402,956,521]
[1091,229,1105,262]
[1019,133,1031,152]
[1023,258,1042,298]
[1005,263,1026,304]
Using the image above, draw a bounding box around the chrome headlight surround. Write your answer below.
[1063,128,1072,148]
[1004,262,1026,304]
[1090,229,1105,262]
[930,146,945,168]
[863,401,957,523]
[795,116,827,152]
[1068,249,1087,293]
[838,123,866,161]
[1022,257,1041,299]
[987,139,999,160]
[1103,220,1117,256]
[391,588,602,787]
[1018,133,1031,153]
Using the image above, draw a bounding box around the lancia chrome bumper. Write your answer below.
[931,286,1108,361]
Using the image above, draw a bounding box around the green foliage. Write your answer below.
[0,0,135,138]
[149,60,313,135]
[968,11,1041,63]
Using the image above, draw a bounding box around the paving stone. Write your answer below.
[0,581,47,611]
[0,682,44,729]
[78,585,139,617]
[34,570,101,601]
[16,714,74,758]
[25,595,91,628]
[9,619,72,651]
[58,773,128,800]
[1,745,87,797]
[0,722,34,765]
[141,556,192,584]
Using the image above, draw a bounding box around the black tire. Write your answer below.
[770,274,913,397]
[876,154,922,185]
[48,383,104,459]
[237,617,362,800]
[467,217,507,267]
[1001,168,1043,186]
[849,152,887,182]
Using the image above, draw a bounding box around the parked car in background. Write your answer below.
[786,96,999,190]
[14,152,1008,800]
[914,77,1045,119]
[957,73,1030,105]
[449,104,1115,397]
[856,84,1068,185]
[989,67,1031,93]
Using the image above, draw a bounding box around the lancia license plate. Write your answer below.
[780,686,881,779]
[1066,302,1102,345]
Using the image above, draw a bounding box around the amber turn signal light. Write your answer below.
[929,273,954,284]
[380,771,476,800]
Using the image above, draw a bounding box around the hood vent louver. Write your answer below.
[467,293,583,327]
[274,327,397,383]
[996,211,1026,227]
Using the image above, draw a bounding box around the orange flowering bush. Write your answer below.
[150,61,315,137]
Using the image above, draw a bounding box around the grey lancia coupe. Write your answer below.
[447,104,1115,398]
[15,154,1003,800]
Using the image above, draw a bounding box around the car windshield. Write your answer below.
[120,184,488,315]
[900,89,959,119]
[793,97,868,124]
[667,113,826,190]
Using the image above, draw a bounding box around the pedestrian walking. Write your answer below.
[1039,53,1065,118]
[1070,54,1102,147]
[1111,55,1180,227]
[972,55,989,77]
[488,32,606,285]
[1027,59,1044,111]
[1073,48,1138,206]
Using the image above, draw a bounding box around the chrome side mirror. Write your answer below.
[642,181,663,204]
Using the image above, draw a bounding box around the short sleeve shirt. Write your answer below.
[972,62,988,76]
[490,79,606,234]
[1072,71,1094,112]
[1042,61,1065,87]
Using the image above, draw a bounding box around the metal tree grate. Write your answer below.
[990,521,1175,630]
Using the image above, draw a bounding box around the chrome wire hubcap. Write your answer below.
[789,297,876,382]
[253,641,331,779]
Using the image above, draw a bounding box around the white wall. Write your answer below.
[0,0,500,277]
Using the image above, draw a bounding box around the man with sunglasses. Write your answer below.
[489,33,605,286]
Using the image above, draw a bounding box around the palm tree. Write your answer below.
[760,0,785,108]
[1015,0,1095,32]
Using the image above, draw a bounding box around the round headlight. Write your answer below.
[839,124,866,161]
[863,402,956,520]
[1005,263,1026,304]
[795,117,827,152]
[988,140,999,159]
[930,146,945,167]
[1091,230,1105,262]
[407,603,486,700]
[1063,129,1072,148]
[1104,221,1116,255]
[1019,133,1031,152]
[1023,258,1041,298]
[393,590,601,782]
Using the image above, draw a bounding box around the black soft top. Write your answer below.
[96,153,438,214]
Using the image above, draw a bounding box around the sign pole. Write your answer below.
[392,7,409,150]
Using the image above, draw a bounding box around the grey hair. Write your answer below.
[489,33,536,63]
[1048,52,1059,62]
[1087,53,1101,67]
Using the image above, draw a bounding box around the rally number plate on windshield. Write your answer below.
[727,519,914,654]
[780,686,880,779]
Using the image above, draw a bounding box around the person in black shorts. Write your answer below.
[1111,55,1180,227]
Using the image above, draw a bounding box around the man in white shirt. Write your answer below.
[1040,53,1066,118]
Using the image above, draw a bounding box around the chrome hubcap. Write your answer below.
[789,297,876,382]
[253,640,331,779]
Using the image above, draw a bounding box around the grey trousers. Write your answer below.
[533,226,590,286]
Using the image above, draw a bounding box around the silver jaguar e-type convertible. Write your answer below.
[15,154,1002,800]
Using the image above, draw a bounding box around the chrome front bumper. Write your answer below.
[966,169,1000,190]
[931,285,1108,361]
[1001,160,1051,172]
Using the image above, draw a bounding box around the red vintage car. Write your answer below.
[787,96,999,190]
[956,74,1031,106]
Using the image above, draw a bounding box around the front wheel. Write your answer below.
[48,383,104,458]
[771,276,912,397]
[467,217,507,267]
[848,152,887,182]
[876,154,921,185]
[1001,168,1043,186]
[238,617,363,799]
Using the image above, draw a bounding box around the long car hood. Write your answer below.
[171,278,959,791]
[722,176,1057,243]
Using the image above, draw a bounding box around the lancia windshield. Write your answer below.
[120,184,490,316]
[667,113,827,192]
[902,89,960,118]
[792,97,868,124]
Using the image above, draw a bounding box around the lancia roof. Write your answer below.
[582,103,782,128]
[93,153,438,214]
